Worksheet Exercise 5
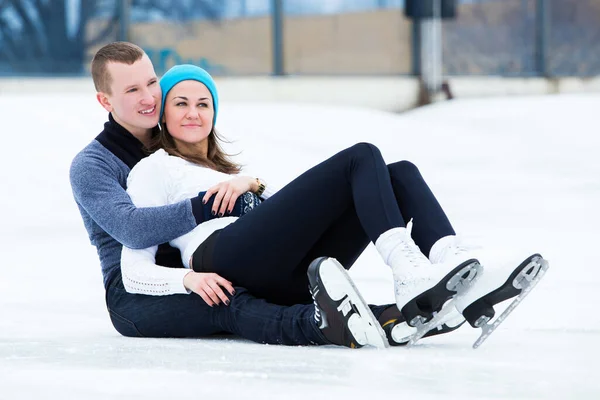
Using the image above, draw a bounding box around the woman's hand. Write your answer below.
[203,176,258,216]
[183,271,235,306]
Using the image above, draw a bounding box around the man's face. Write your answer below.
[96,55,161,136]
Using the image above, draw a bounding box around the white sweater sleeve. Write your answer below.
[121,152,191,296]
[121,246,191,295]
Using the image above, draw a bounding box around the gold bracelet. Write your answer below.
[255,178,266,197]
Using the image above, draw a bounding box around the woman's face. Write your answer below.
[163,80,214,146]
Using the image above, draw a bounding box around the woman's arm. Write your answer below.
[120,152,235,302]
[202,176,260,216]
[240,168,279,200]
[201,175,279,216]
[121,245,235,304]
[121,246,191,295]
[119,153,193,295]
[256,178,277,200]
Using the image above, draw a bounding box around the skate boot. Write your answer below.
[308,257,388,349]
[376,228,481,330]
[429,235,481,268]
[376,305,466,346]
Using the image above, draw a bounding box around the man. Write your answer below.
[70,42,390,347]
[70,41,454,348]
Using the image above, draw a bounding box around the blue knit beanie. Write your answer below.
[159,64,219,125]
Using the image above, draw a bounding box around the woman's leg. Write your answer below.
[295,161,457,276]
[207,143,405,304]
[386,160,455,257]
[281,204,371,304]
[205,143,478,325]
[258,162,456,305]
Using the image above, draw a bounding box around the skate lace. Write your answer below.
[398,237,430,267]
[310,286,322,324]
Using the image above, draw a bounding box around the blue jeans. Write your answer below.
[106,273,328,345]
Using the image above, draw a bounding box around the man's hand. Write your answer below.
[202,176,257,217]
[183,271,235,306]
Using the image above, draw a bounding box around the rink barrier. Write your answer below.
[1,76,599,112]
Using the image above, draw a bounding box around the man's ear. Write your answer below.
[96,92,113,112]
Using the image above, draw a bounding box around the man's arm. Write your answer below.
[70,152,203,249]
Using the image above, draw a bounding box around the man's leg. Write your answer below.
[107,270,386,348]
[106,273,326,345]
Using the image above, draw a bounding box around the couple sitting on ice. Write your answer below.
[70,41,548,349]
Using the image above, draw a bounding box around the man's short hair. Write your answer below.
[91,42,145,94]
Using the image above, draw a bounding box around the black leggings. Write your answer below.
[198,143,455,306]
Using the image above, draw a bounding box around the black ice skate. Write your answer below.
[308,257,388,349]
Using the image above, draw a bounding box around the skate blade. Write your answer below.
[406,262,481,347]
[348,313,390,349]
[472,257,549,349]
[406,299,461,347]
[402,260,481,328]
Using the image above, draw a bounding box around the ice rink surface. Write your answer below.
[0,92,598,399]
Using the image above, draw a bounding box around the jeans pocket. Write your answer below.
[108,309,144,338]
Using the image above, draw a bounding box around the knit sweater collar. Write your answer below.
[95,113,151,169]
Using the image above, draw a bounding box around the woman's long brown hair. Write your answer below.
[150,125,241,175]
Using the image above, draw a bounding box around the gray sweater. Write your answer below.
[69,115,203,287]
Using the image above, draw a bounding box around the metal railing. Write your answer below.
[0,0,598,77]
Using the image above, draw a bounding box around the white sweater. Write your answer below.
[121,149,273,295]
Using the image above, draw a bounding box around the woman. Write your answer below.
[122,64,545,346]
